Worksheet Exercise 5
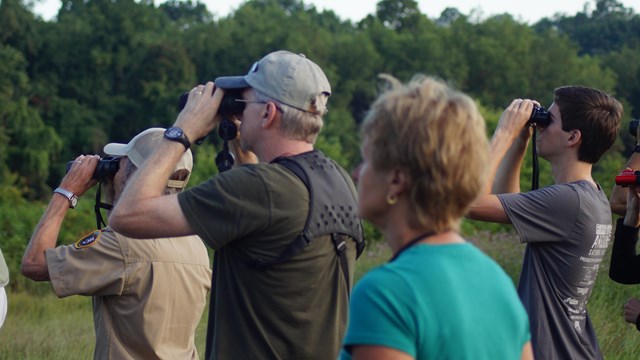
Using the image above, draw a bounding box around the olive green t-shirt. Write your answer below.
[179,163,357,360]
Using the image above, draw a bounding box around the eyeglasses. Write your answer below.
[235,99,283,112]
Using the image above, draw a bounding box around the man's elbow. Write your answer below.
[108,208,147,238]
[108,203,135,234]
[611,202,626,217]
[108,212,130,236]
[463,192,511,223]
[20,261,49,282]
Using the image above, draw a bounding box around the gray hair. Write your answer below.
[254,89,325,144]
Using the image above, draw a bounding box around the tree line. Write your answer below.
[1,0,639,286]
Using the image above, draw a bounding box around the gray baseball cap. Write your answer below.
[215,50,331,114]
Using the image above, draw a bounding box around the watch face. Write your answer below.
[70,197,78,208]
[164,127,190,150]
[167,127,183,139]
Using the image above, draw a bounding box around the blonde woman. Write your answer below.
[341,75,533,360]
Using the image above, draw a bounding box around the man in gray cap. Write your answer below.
[21,128,211,359]
[109,50,365,359]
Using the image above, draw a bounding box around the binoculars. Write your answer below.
[177,89,245,172]
[528,105,551,127]
[66,157,120,182]
[615,169,640,187]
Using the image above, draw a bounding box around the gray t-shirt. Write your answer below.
[498,180,611,360]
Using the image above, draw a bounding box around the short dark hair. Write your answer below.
[554,85,622,164]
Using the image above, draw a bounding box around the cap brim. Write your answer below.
[214,76,249,90]
[103,143,129,156]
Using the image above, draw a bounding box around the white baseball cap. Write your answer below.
[103,127,193,189]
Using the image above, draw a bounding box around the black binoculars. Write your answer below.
[528,105,551,127]
[66,157,120,182]
[176,89,244,141]
[176,89,245,172]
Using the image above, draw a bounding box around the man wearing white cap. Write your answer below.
[21,128,211,360]
[109,51,365,359]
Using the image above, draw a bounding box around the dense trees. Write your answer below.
[1,0,637,193]
[1,0,639,283]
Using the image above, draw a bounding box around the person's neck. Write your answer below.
[385,228,463,256]
[550,157,595,186]
[257,139,314,163]
[381,206,463,255]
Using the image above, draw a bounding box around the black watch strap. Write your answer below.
[164,127,191,150]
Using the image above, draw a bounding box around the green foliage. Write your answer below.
[0,0,637,197]
[0,0,636,275]
[1,189,98,293]
[0,290,211,358]
[188,141,219,186]
[0,292,95,358]
[0,45,62,199]
[536,0,640,55]
[4,230,640,358]
[375,0,422,31]
[602,46,640,117]
[1,3,640,352]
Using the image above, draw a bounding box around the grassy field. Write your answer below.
[1,230,640,359]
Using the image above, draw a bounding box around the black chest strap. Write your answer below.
[253,150,365,292]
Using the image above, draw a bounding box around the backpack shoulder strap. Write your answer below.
[253,151,366,293]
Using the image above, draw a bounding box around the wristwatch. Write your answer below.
[164,127,191,150]
[54,187,78,209]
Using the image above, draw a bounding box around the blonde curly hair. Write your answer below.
[361,74,489,232]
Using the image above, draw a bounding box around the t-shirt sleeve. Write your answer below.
[45,230,126,298]
[342,269,416,358]
[497,185,580,243]
[609,218,640,284]
[177,165,274,249]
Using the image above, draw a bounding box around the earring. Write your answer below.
[386,194,398,205]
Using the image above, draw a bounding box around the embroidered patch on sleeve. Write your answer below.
[74,230,102,250]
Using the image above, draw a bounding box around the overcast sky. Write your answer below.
[32,0,640,24]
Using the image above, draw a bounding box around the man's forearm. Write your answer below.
[21,196,69,281]
[482,128,521,195]
[492,134,529,194]
[109,139,185,233]
[111,83,224,238]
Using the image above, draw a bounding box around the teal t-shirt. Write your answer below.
[341,242,530,359]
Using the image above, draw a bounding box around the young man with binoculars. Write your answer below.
[467,86,622,359]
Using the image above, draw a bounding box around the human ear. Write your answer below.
[387,168,409,199]
[568,130,582,145]
[261,103,278,128]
